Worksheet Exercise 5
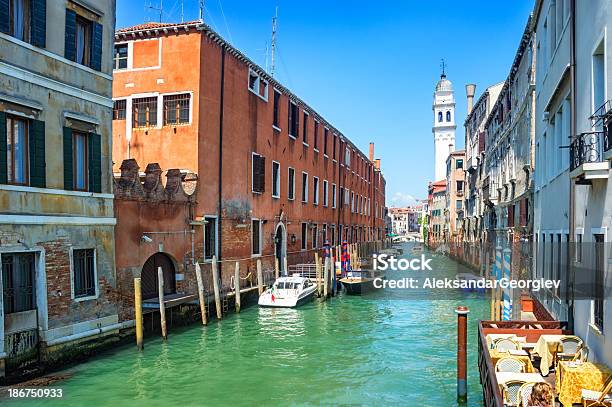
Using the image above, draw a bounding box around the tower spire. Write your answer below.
[440,59,446,78]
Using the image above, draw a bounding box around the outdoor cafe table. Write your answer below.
[532,334,570,376]
[490,349,535,373]
[555,361,612,407]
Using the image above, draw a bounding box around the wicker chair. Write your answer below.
[554,336,584,366]
[495,357,526,373]
[518,382,536,407]
[572,345,589,363]
[503,379,527,406]
[494,338,521,352]
[582,375,612,407]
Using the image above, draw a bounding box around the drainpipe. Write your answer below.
[567,0,576,331]
[218,47,226,261]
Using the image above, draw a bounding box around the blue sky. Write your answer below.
[116,0,534,206]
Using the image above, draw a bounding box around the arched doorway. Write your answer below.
[141,253,176,300]
[274,222,287,275]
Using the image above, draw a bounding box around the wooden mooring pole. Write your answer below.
[316,255,322,296]
[212,256,222,320]
[257,259,264,295]
[157,267,167,340]
[194,263,208,325]
[134,277,143,350]
[455,306,470,403]
[323,256,329,299]
[235,262,241,313]
[274,257,280,280]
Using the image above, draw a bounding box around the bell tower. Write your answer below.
[432,61,456,181]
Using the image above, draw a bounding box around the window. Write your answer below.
[351,191,355,212]
[323,128,329,156]
[288,167,295,200]
[593,43,605,115]
[345,188,350,206]
[301,222,308,250]
[73,131,88,191]
[248,69,268,100]
[339,187,344,206]
[8,0,30,42]
[132,97,158,128]
[332,184,337,208]
[313,176,319,205]
[288,101,298,138]
[456,181,463,193]
[301,172,308,202]
[113,100,126,120]
[438,111,443,122]
[163,93,190,125]
[251,219,262,255]
[594,234,605,330]
[345,147,351,167]
[6,115,29,185]
[252,153,265,193]
[114,43,128,69]
[323,180,328,207]
[73,248,96,299]
[330,225,335,246]
[456,159,463,169]
[203,216,217,260]
[312,225,318,248]
[456,200,462,210]
[333,134,337,160]
[273,90,281,128]
[313,120,319,150]
[446,111,451,122]
[1,252,35,313]
[272,161,280,198]
[303,112,308,144]
[75,16,92,66]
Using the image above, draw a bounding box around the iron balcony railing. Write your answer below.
[589,99,612,154]
[570,131,606,171]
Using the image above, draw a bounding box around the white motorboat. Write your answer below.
[258,275,317,308]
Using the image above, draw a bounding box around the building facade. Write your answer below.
[111,21,386,299]
[0,0,117,380]
[444,150,465,242]
[569,0,612,368]
[427,180,446,244]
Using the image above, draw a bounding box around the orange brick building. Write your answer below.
[111,21,386,293]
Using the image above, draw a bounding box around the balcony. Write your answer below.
[590,100,612,160]
[570,131,610,181]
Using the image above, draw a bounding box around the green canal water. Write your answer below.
[5,244,489,406]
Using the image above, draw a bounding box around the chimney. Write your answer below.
[466,84,476,115]
[369,142,375,162]
[374,158,381,170]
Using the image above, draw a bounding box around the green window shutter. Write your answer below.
[0,0,9,34]
[64,9,76,61]
[30,0,46,48]
[90,22,103,71]
[88,133,101,193]
[28,119,46,188]
[63,127,73,190]
[0,112,6,184]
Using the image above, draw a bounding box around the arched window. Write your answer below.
[438,112,443,122]
[446,111,451,122]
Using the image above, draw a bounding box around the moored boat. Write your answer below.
[340,270,382,295]
[258,275,317,308]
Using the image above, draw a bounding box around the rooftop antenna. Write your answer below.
[199,0,204,21]
[440,58,446,78]
[270,6,278,77]
[181,0,184,22]
[145,0,163,22]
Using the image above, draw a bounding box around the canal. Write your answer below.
[5,243,489,406]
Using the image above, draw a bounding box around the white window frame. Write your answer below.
[288,167,295,200]
[203,215,218,262]
[251,218,263,257]
[313,119,319,152]
[323,180,328,207]
[312,224,318,249]
[70,247,99,302]
[289,100,298,139]
[313,176,319,205]
[251,152,263,194]
[272,160,280,198]
[248,68,268,101]
[272,88,282,131]
[302,110,309,146]
[301,172,309,203]
[332,183,337,208]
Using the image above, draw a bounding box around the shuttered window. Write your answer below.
[252,153,265,193]
[73,248,95,298]
[64,8,102,71]
[288,101,298,138]
[63,127,101,192]
[0,113,45,187]
[0,0,44,46]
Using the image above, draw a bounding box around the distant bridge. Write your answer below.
[392,233,423,243]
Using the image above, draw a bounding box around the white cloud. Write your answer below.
[389,192,419,207]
